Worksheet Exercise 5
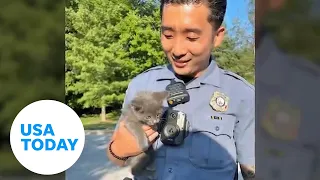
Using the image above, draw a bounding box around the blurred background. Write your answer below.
[0,0,65,179]
[255,0,320,179]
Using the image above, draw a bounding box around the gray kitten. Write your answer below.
[122,90,168,176]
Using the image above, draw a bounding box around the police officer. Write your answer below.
[107,0,255,179]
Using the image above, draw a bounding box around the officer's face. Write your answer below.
[161,3,225,77]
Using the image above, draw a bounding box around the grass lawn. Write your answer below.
[81,110,120,130]
[0,111,120,177]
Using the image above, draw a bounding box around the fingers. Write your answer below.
[148,131,159,143]
[142,125,152,131]
[120,121,159,144]
[122,120,153,132]
[145,128,156,136]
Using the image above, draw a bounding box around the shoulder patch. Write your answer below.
[141,65,165,74]
[223,70,254,90]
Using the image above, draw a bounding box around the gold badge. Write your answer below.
[261,98,301,141]
[210,91,229,112]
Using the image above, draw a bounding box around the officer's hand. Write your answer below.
[111,120,159,158]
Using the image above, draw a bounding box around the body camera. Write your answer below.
[159,108,189,146]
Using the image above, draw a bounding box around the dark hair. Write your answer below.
[160,0,227,29]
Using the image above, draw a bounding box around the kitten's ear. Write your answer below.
[153,91,169,101]
[130,99,143,112]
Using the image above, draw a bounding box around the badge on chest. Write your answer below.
[210,91,229,112]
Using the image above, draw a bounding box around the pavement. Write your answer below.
[66,130,243,180]
[66,130,130,180]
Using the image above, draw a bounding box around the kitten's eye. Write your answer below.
[146,116,151,120]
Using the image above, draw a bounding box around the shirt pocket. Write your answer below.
[188,113,236,169]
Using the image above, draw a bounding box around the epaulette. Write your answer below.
[223,70,255,90]
[140,65,166,74]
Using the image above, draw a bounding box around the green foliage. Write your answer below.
[0,0,65,175]
[214,19,255,84]
[248,0,255,27]
[0,0,65,137]
[65,0,255,112]
[66,0,165,109]
[214,36,255,84]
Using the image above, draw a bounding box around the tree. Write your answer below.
[248,0,254,28]
[65,0,165,121]
[214,19,255,84]
[0,0,65,145]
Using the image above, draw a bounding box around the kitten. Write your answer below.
[122,90,168,177]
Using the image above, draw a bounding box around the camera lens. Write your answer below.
[170,112,177,119]
[163,124,179,138]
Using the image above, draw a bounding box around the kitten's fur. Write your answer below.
[122,91,168,177]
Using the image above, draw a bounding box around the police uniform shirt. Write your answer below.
[115,57,255,180]
[256,32,320,180]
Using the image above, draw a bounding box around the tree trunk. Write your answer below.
[101,105,106,122]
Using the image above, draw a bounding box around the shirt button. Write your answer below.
[215,126,220,131]
[168,168,173,173]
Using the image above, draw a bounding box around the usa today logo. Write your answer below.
[10,100,85,175]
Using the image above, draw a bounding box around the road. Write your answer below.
[66,130,243,180]
[66,130,130,180]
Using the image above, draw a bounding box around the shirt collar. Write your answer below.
[200,57,221,87]
[156,55,221,88]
